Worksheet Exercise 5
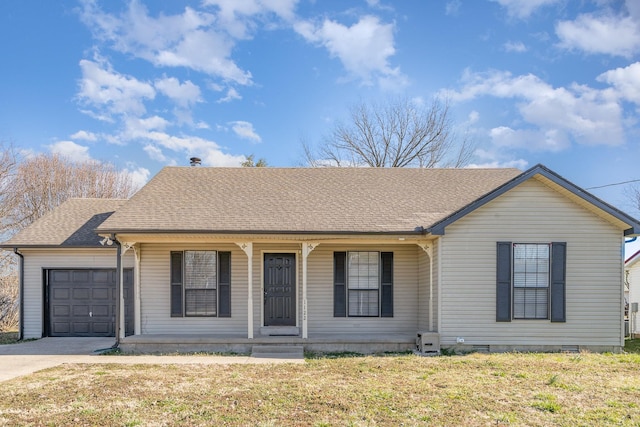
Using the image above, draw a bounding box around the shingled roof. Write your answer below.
[96,167,522,235]
[2,198,127,247]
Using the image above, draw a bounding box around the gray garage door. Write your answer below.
[48,269,134,337]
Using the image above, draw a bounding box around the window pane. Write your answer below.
[185,289,217,316]
[348,252,379,290]
[184,251,217,316]
[185,251,217,289]
[348,290,379,316]
[513,288,548,319]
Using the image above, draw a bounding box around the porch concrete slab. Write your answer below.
[0,337,304,383]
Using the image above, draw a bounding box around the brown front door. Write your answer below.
[264,254,296,326]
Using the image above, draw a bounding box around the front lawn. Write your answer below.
[1,351,639,426]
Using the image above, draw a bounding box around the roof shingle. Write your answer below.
[3,198,127,247]
[97,167,522,234]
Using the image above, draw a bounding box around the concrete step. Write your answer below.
[251,345,304,359]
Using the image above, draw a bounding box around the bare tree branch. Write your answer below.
[303,97,475,168]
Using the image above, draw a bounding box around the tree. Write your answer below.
[241,154,268,167]
[303,97,474,168]
[9,153,136,231]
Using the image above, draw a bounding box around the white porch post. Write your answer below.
[120,242,136,340]
[419,242,434,332]
[301,242,319,339]
[133,245,141,335]
[236,243,254,339]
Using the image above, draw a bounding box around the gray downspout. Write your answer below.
[13,248,24,341]
[113,236,122,349]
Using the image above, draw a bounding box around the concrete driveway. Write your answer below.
[0,337,303,382]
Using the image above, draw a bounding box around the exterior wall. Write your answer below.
[20,248,134,339]
[439,178,625,350]
[627,260,640,335]
[139,243,247,335]
[305,244,420,335]
[137,242,428,337]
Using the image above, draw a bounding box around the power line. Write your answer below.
[586,179,640,190]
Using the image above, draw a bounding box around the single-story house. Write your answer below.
[3,164,639,353]
[625,249,640,337]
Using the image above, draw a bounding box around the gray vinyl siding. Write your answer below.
[139,243,247,335]
[439,178,625,347]
[417,249,429,331]
[628,261,640,335]
[20,248,134,339]
[306,244,420,335]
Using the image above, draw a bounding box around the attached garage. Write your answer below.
[46,268,134,337]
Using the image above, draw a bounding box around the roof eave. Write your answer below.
[96,228,428,236]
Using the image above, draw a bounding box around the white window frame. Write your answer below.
[512,243,550,320]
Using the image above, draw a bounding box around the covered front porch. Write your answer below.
[111,235,441,353]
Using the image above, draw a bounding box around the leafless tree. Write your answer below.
[9,153,136,231]
[304,97,474,168]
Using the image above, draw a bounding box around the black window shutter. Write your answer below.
[380,252,394,317]
[334,252,347,317]
[550,242,567,322]
[218,251,232,317]
[170,252,183,317]
[496,242,512,322]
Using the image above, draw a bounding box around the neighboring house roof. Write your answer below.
[96,166,522,235]
[1,198,127,248]
[626,250,640,269]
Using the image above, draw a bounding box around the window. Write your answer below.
[334,251,393,318]
[496,242,566,323]
[513,243,549,319]
[348,252,380,316]
[184,251,217,316]
[170,251,231,318]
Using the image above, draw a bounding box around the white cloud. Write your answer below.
[229,120,261,142]
[467,148,528,170]
[154,76,202,107]
[503,40,527,53]
[201,0,298,38]
[143,144,167,162]
[597,62,640,104]
[77,57,155,118]
[489,126,570,152]
[48,141,93,162]
[445,69,626,149]
[468,110,480,124]
[445,0,461,16]
[490,0,560,19]
[217,87,242,103]
[70,130,98,141]
[556,13,640,57]
[79,0,252,84]
[294,15,406,88]
[123,166,151,189]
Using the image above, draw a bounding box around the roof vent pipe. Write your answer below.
[190,157,202,167]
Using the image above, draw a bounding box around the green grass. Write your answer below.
[0,331,18,344]
[625,338,640,353]
[1,352,640,426]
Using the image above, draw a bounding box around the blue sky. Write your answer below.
[1,1,639,226]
